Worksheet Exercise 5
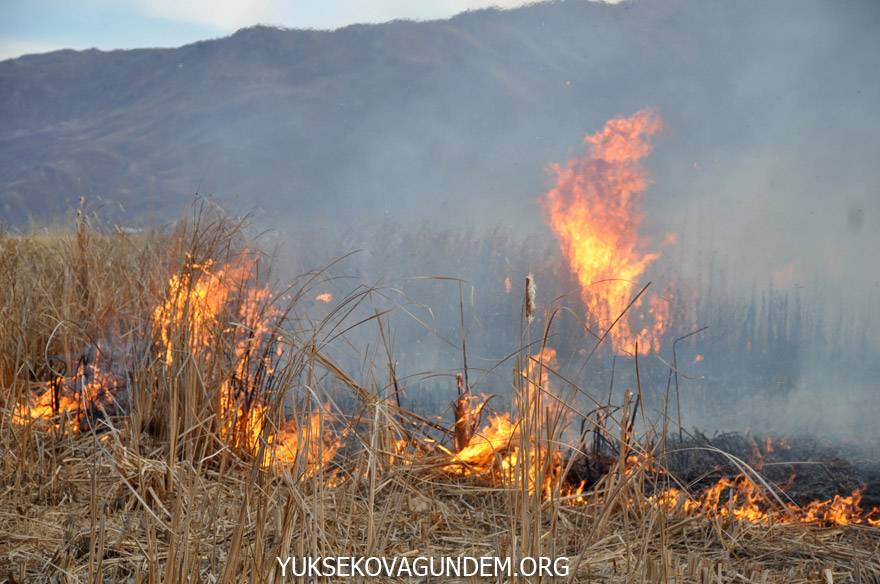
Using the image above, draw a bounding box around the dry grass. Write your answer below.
[1,205,878,583]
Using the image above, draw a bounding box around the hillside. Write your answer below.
[1,0,878,228]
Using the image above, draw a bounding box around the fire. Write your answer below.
[271,407,339,470]
[542,109,668,354]
[650,474,880,527]
[448,411,517,473]
[523,347,557,403]
[221,394,339,473]
[151,258,254,364]
[13,243,879,530]
[152,255,339,472]
[315,292,333,303]
[15,253,340,474]
[447,386,880,525]
[445,348,581,498]
[13,354,123,431]
[13,377,78,428]
[647,436,879,526]
[446,410,577,499]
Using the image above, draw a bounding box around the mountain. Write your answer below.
[1,0,879,230]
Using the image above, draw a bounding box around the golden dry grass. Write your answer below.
[1,205,878,583]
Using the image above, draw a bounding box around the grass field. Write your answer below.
[2,205,879,583]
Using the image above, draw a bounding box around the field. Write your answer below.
[1,204,878,583]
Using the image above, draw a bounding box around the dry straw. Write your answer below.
[1,205,878,583]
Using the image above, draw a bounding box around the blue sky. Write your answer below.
[0,0,546,60]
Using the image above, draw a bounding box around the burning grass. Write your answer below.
[1,204,878,582]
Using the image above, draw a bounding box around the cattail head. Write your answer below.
[525,273,536,324]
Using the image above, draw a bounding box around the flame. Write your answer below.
[151,258,253,364]
[271,408,340,472]
[542,109,667,354]
[662,232,678,246]
[17,254,339,476]
[444,348,581,498]
[315,292,333,303]
[152,256,338,473]
[448,411,517,473]
[223,397,340,474]
[650,474,880,527]
[647,436,880,526]
[15,246,879,527]
[524,347,557,402]
[13,377,78,427]
[444,397,880,525]
[13,356,123,431]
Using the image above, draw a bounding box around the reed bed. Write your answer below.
[1,206,878,583]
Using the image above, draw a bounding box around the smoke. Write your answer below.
[6,0,880,439]
[267,0,880,298]
[252,1,880,440]
[243,1,880,441]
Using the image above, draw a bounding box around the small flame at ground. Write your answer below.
[650,476,880,527]
[444,348,583,498]
[13,354,123,432]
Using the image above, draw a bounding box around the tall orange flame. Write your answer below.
[542,109,667,354]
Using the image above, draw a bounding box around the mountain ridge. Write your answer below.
[1,0,878,231]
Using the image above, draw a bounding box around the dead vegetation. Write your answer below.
[1,205,879,583]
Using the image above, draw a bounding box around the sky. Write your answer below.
[0,0,552,60]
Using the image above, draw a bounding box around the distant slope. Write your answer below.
[1,0,879,228]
